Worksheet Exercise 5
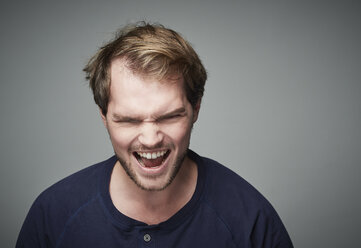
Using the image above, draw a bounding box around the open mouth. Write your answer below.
[133,150,170,168]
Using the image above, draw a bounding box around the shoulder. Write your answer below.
[37,156,115,206]
[194,152,293,247]
[17,156,116,247]
[201,155,272,213]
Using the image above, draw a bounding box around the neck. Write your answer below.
[109,156,198,225]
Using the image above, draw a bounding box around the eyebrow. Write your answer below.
[111,107,186,122]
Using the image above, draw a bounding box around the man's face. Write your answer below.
[101,59,199,191]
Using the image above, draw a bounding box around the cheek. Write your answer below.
[161,121,192,143]
[108,127,135,150]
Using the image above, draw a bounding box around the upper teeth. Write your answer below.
[137,150,167,159]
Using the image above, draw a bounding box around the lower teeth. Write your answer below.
[136,151,168,168]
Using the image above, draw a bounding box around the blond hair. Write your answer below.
[84,22,207,115]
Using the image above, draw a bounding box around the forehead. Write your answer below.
[108,58,187,115]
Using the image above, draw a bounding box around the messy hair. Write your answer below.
[83,22,207,115]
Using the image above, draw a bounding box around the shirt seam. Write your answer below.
[55,193,101,248]
[98,190,134,229]
[202,199,239,248]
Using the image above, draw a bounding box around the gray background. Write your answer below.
[1,0,360,247]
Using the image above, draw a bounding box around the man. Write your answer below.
[17,22,293,247]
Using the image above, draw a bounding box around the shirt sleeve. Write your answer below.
[247,206,294,248]
[16,197,52,248]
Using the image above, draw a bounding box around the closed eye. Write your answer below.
[164,114,181,119]
[157,114,184,123]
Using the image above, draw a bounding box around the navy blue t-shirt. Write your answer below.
[17,150,293,247]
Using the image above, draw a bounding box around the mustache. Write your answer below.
[128,143,174,152]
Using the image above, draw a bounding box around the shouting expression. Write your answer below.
[101,59,199,191]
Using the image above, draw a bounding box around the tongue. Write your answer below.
[142,156,163,168]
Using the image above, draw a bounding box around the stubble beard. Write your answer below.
[115,144,189,192]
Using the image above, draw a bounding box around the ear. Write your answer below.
[192,100,201,123]
[100,108,107,127]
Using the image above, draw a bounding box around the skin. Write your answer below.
[101,58,200,224]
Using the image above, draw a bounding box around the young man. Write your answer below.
[17,23,293,247]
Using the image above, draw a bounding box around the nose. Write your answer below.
[138,122,164,148]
